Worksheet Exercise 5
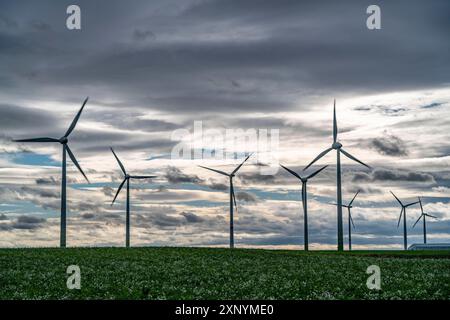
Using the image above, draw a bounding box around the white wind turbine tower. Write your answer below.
[110,147,157,248]
[391,191,419,250]
[330,190,360,250]
[303,100,371,251]
[413,197,438,244]
[280,164,328,250]
[199,154,252,248]
[14,97,90,247]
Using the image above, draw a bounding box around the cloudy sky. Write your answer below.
[0,0,449,249]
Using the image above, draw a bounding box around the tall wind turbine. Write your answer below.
[280,164,328,250]
[390,191,419,250]
[413,197,437,244]
[110,148,156,248]
[330,190,360,251]
[199,154,252,249]
[14,97,90,248]
[303,100,371,251]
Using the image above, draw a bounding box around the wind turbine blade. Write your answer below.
[66,145,89,183]
[198,165,229,176]
[425,213,438,219]
[406,201,420,207]
[349,190,360,206]
[111,147,127,175]
[130,175,157,179]
[111,178,127,205]
[418,197,424,214]
[397,208,403,228]
[412,215,423,228]
[306,165,328,180]
[340,149,371,169]
[303,148,332,171]
[333,99,337,143]
[64,97,88,137]
[349,211,355,229]
[329,203,349,208]
[301,185,305,208]
[230,180,237,211]
[231,153,252,175]
[390,191,403,206]
[14,137,59,143]
[280,164,302,180]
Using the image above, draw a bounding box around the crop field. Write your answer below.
[0,247,449,300]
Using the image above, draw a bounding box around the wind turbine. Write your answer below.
[303,100,371,251]
[390,191,419,250]
[330,190,360,251]
[110,147,157,248]
[14,97,90,248]
[413,197,437,244]
[280,164,328,250]
[199,154,252,248]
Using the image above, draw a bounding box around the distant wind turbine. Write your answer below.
[280,164,328,250]
[413,197,437,244]
[303,100,371,251]
[330,190,360,251]
[390,191,419,250]
[14,97,90,248]
[110,147,157,248]
[199,154,252,248]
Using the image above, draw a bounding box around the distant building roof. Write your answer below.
[408,243,450,250]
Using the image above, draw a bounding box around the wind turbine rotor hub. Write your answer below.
[332,142,342,149]
[125,174,130,179]
[59,137,68,144]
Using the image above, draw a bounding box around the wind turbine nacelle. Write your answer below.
[332,142,342,149]
[59,137,68,144]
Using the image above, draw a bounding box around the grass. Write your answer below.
[0,247,449,300]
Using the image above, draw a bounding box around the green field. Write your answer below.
[0,247,449,300]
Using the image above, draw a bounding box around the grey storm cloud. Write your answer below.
[0,0,449,117]
[20,186,59,199]
[16,215,45,224]
[368,134,409,156]
[0,104,59,132]
[236,191,257,202]
[0,1,450,248]
[9,215,46,230]
[352,168,435,183]
[181,211,204,223]
[35,177,58,185]
[421,102,444,109]
[84,110,180,133]
[139,211,184,228]
[101,186,115,197]
[165,166,203,184]
[238,174,276,184]
[132,29,156,42]
[81,213,95,219]
[206,182,228,191]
